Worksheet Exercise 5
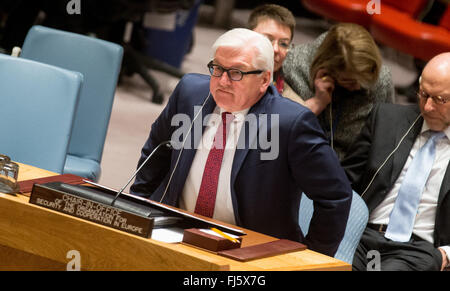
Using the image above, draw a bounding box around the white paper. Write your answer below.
[151,227,184,243]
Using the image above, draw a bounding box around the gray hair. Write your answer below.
[211,28,274,82]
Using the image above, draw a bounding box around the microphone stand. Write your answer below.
[111,140,172,206]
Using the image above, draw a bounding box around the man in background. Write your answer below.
[343,52,450,271]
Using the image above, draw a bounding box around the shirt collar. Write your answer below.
[421,121,450,140]
[218,107,250,122]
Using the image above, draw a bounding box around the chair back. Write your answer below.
[0,54,82,173]
[21,25,123,180]
[439,5,450,30]
[382,0,429,18]
[299,191,369,264]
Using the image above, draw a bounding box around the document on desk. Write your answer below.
[151,227,184,243]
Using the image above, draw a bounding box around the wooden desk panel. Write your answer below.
[0,163,350,271]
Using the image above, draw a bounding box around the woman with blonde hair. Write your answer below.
[283,23,394,160]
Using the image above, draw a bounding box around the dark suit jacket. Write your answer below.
[131,73,352,256]
[342,103,450,247]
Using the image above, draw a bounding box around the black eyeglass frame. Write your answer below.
[207,61,263,81]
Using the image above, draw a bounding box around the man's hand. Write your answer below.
[305,68,335,115]
[438,248,449,271]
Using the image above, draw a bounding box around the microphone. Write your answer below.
[159,92,211,203]
[111,140,172,206]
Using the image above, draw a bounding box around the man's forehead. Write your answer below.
[213,46,256,68]
[421,73,450,96]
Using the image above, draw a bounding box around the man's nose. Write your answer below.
[423,97,436,112]
[219,71,232,85]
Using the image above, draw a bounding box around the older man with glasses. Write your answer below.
[342,52,450,271]
[130,28,352,257]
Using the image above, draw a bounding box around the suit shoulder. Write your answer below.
[261,93,322,135]
[266,92,313,118]
[180,73,210,82]
[374,103,419,116]
[178,73,210,87]
[175,73,210,97]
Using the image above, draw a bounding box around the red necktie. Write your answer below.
[194,112,233,217]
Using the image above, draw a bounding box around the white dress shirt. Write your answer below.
[180,106,249,225]
[370,122,450,264]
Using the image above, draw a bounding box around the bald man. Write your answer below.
[342,53,450,271]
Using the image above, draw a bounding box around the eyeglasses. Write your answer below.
[270,39,293,52]
[261,35,292,52]
[417,89,449,105]
[207,61,263,81]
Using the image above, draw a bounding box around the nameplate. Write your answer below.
[29,183,154,238]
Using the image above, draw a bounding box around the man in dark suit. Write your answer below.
[342,52,450,271]
[130,28,352,257]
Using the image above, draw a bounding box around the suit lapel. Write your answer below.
[434,154,449,245]
[437,160,450,205]
[390,107,423,186]
[230,91,269,186]
[229,88,272,225]
[168,95,217,202]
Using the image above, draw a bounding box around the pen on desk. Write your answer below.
[210,227,239,243]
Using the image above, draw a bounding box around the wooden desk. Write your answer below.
[0,163,350,271]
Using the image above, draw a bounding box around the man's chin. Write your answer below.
[213,90,233,101]
[424,117,447,131]
[213,93,234,109]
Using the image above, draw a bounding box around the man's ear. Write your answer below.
[260,71,272,93]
